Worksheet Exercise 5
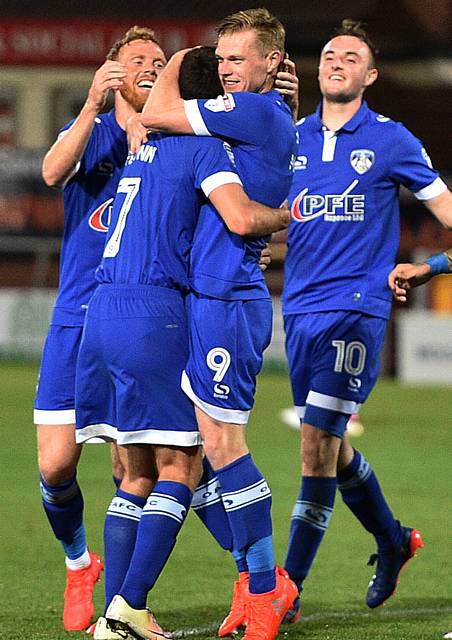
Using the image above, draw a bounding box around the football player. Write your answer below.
[281,19,452,620]
[75,46,292,640]
[126,8,300,640]
[35,26,167,631]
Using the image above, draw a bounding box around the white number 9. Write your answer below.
[206,347,231,382]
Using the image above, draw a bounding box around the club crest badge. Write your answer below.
[350,149,375,175]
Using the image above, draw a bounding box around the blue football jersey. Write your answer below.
[184,91,297,299]
[96,134,241,289]
[52,110,128,326]
[283,101,446,319]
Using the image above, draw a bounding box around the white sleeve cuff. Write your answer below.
[184,100,211,136]
[201,172,242,197]
[414,177,447,201]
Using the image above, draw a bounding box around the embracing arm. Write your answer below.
[208,183,290,236]
[126,49,193,153]
[42,60,126,188]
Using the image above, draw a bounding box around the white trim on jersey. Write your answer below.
[184,100,211,136]
[75,422,202,446]
[201,172,242,197]
[181,370,250,425]
[143,492,187,524]
[33,408,75,425]
[414,177,447,201]
[221,478,271,513]
[306,390,362,415]
[322,130,337,162]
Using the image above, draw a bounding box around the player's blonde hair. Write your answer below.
[216,8,285,58]
[106,26,162,60]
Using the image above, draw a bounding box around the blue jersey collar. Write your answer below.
[105,108,124,133]
[265,89,293,116]
[314,100,370,133]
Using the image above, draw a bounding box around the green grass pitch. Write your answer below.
[0,361,450,639]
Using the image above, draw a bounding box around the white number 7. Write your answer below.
[103,177,141,258]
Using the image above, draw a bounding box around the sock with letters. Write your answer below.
[284,476,336,590]
[216,454,274,594]
[119,481,192,609]
[104,488,145,610]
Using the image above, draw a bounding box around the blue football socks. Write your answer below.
[216,454,275,593]
[40,474,86,560]
[119,481,192,609]
[104,488,146,610]
[285,475,336,590]
[338,449,402,551]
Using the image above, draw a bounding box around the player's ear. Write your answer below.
[267,49,282,74]
[364,67,378,88]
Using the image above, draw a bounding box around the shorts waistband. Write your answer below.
[95,283,184,301]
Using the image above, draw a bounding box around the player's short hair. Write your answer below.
[179,47,223,100]
[106,26,162,60]
[333,19,378,67]
[216,8,285,58]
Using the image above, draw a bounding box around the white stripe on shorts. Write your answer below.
[181,370,250,425]
[306,391,362,416]
[75,423,202,447]
[34,408,75,425]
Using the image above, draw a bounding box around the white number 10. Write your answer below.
[332,340,366,375]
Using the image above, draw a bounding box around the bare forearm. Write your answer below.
[425,188,452,229]
[141,52,184,128]
[43,59,126,188]
[42,103,99,188]
[244,201,290,237]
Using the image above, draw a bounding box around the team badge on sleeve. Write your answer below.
[204,94,236,113]
[350,149,375,175]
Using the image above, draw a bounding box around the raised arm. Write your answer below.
[208,183,290,236]
[42,60,126,188]
[275,57,300,121]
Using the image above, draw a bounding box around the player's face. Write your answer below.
[117,39,167,112]
[215,29,279,94]
[318,35,377,103]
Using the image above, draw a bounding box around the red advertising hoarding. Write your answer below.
[0,18,216,65]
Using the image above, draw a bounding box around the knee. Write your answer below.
[157,445,203,492]
[302,424,340,476]
[38,453,78,485]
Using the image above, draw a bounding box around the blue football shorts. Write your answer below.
[34,324,84,425]
[182,293,273,424]
[284,310,387,437]
[75,284,200,447]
